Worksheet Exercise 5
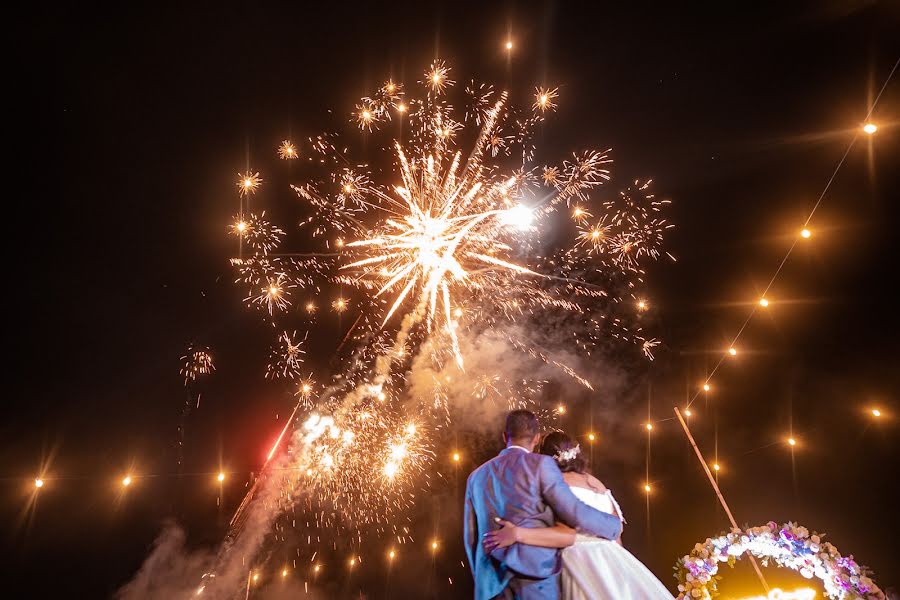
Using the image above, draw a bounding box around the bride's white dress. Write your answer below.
[561,486,673,599]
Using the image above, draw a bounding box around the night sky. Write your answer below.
[5,2,899,598]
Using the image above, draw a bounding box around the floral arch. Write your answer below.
[674,522,884,600]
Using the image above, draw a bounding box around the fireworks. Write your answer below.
[216,57,671,576]
[533,87,558,112]
[277,140,298,159]
[180,344,215,385]
[237,171,263,196]
[266,331,306,380]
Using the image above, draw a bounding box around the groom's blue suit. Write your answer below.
[464,446,623,600]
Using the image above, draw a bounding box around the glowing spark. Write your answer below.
[800,228,811,239]
[637,299,648,311]
[862,123,877,134]
[703,383,710,392]
[587,433,595,442]
[713,463,721,471]
[645,423,653,431]
[278,140,298,159]
[728,347,737,356]
[217,472,225,482]
[788,437,797,446]
[452,452,460,462]
[122,475,132,487]
[533,87,558,113]
[237,171,262,196]
[424,59,453,94]
[871,409,881,417]
[684,408,692,417]
[332,297,348,313]
[505,40,513,51]
[759,298,769,307]
[267,330,306,380]
[34,478,44,489]
[644,483,652,493]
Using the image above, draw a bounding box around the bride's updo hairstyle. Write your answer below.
[539,430,586,474]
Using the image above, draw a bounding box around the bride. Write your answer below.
[483,431,673,599]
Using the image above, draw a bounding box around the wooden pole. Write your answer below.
[673,407,769,593]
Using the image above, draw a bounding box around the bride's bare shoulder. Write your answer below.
[563,471,608,493]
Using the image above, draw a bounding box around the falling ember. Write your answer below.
[237,171,262,196]
[278,140,298,159]
[424,59,453,94]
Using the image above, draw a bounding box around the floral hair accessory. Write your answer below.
[555,444,581,462]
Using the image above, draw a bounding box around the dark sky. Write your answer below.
[5,1,899,598]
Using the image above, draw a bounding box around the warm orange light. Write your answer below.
[217,472,225,483]
[800,228,811,239]
[645,423,653,431]
[557,404,566,414]
[252,573,258,582]
[397,102,407,113]
[684,408,692,417]
[122,475,132,487]
[431,541,439,551]
[505,40,513,50]
[644,483,652,493]
[452,452,460,462]
[713,463,721,472]
[863,123,877,135]
[588,433,596,442]
[788,437,797,446]
[34,478,44,489]
[388,550,396,560]
[728,347,737,356]
[703,383,710,392]
[759,298,769,308]
[871,409,881,417]
[637,300,648,311]
[314,565,320,573]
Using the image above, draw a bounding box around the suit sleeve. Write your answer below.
[538,458,622,540]
[463,481,478,576]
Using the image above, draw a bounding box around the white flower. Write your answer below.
[801,568,813,579]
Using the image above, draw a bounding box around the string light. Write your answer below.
[862,123,877,135]
[800,228,811,239]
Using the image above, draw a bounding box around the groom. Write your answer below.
[464,410,622,600]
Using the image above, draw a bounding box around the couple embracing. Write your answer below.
[464,410,672,599]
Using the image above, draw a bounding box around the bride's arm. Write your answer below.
[483,519,576,551]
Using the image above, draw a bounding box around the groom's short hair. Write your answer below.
[505,410,539,440]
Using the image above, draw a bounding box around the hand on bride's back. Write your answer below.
[483,518,518,552]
